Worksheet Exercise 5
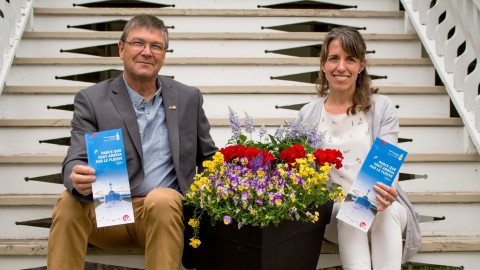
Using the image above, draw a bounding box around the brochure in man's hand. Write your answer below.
[85,128,135,227]
[336,137,407,232]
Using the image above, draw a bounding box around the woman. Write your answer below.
[299,27,421,269]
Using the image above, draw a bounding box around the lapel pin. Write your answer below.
[168,105,177,110]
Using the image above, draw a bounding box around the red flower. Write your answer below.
[220,145,275,166]
[279,144,306,167]
[220,145,247,162]
[313,149,344,169]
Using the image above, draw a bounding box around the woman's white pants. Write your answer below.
[324,201,407,270]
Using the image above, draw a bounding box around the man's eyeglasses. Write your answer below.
[122,40,166,54]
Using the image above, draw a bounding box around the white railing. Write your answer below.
[401,0,480,154]
[0,0,33,95]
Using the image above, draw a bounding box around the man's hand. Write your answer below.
[373,182,398,211]
[71,165,96,196]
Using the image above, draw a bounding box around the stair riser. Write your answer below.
[0,206,52,239]
[17,39,422,59]
[3,203,480,239]
[33,0,400,11]
[7,65,435,87]
[415,203,480,237]
[319,253,480,270]
[401,162,480,193]
[0,124,462,155]
[2,161,479,195]
[0,93,449,119]
[32,15,405,34]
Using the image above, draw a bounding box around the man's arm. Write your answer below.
[62,89,99,202]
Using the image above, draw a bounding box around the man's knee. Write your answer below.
[52,191,91,224]
[144,188,184,219]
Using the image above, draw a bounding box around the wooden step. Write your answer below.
[32,8,404,17]
[32,0,402,11]
[12,57,432,66]
[18,38,422,59]
[3,158,478,195]
[2,85,447,95]
[1,235,479,256]
[0,125,464,155]
[31,10,405,34]
[0,152,477,165]
[0,92,450,119]
[8,64,435,87]
[22,31,419,41]
[0,117,464,128]
[2,193,480,206]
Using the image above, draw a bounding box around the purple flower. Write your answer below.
[259,124,267,139]
[228,107,242,140]
[254,199,263,205]
[274,125,284,141]
[249,153,264,171]
[223,215,232,225]
[244,112,256,134]
[241,192,251,201]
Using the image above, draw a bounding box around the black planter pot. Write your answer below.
[191,201,333,270]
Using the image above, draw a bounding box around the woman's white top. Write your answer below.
[318,106,371,192]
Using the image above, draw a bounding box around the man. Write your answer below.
[47,14,218,269]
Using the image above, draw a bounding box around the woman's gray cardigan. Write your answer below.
[298,94,421,263]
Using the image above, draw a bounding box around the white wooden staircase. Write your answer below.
[0,0,479,269]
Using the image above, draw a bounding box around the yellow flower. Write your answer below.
[275,198,283,206]
[313,211,320,222]
[188,218,200,228]
[189,237,201,248]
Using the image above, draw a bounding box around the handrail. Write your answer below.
[401,0,480,154]
[0,0,34,95]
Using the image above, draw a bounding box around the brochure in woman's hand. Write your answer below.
[336,138,407,232]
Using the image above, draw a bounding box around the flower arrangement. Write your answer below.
[185,108,344,248]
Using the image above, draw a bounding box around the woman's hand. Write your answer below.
[374,182,398,211]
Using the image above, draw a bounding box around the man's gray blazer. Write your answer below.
[62,75,218,202]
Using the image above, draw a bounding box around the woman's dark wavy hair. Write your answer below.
[316,27,378,115]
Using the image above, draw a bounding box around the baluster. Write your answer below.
[426,0,445,40]
[434,8,454,56]
[464,59,480,111]
[454,43,475,91]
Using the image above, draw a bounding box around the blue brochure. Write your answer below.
[85,128,135,227]
[336,137,407,232]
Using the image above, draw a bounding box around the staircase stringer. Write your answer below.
[0,0,34,95]
[401,0,480,154]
